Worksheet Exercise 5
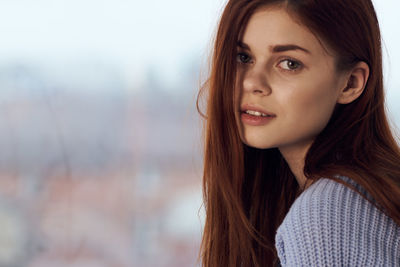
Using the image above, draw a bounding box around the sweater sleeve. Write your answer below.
[274,177,400,267]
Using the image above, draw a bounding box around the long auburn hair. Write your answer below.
[197,0,400,266]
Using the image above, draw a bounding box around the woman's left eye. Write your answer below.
[277,59,302,72]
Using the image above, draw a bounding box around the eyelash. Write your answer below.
[236,52,303,73]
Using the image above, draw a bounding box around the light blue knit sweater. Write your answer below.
[275,175,400,266]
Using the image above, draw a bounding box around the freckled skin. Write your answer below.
[235,8,348,158]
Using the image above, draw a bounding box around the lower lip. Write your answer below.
[241,112,275,126]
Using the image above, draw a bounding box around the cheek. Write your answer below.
[282,79,338,131]
[234,73,242,102]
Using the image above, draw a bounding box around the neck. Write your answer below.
[279,141,313,191]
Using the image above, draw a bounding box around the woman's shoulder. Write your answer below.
[293,174,375,210]
[275,175,400,266]
[281,175,397,229]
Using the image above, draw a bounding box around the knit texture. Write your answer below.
[275,175,400,266]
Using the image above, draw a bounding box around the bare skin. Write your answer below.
[235,7,369,189]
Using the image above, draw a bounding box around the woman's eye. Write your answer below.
[236,52,251,64]
[278,59,302,72]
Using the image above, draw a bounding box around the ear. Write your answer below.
[337,61,370,104]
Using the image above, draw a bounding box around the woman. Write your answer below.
[197,0,400,266]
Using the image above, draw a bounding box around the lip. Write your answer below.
[240,103,276,117]
[240,103,276,126]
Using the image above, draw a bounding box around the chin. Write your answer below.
[243,138,275,150]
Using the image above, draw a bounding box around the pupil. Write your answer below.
[288,61,297,69]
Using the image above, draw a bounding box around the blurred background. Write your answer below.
[0,0,398,266]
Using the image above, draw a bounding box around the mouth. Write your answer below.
[240,104,276,118]
[241,110,275,117]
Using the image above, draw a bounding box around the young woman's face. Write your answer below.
[235,7,347,152]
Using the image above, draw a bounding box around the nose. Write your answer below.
[242,67,271,95]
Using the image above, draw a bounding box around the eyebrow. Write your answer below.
[237,41,311,54]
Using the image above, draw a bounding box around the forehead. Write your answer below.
[241,7,334,58]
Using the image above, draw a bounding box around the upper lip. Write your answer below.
[240,104,276,116]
